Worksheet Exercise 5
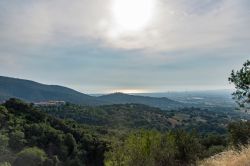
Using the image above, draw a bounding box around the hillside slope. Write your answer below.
[98,92,182,109]
[39,103,248,134]
[0,76,183,109]
[0,76,106,105]
[0,98,106,165]
[41,103,172,131]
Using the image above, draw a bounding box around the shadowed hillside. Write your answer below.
[0,76,183,109]
[0,98,106,165]
[98,92,183,109]
[0,76,106,105]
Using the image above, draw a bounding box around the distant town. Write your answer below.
[34,100,66,106]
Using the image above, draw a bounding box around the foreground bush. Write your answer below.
[228,121,250,148]
[105,130,203,166]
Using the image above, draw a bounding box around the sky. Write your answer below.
[0,0,249,94]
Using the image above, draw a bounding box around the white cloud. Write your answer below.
[0,0,249,53]
[104,0,250,52]
[0,0,249,93]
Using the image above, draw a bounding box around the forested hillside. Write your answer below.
[1,99,250,166]
[0,76,105,105]
[0,99,228,166]
[39,103,249,135]
[0,99,106,166]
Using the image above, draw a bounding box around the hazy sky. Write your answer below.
[0,0,249,93]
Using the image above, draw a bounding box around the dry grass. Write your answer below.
[199,146,250,166]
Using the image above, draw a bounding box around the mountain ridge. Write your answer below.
[98,92,182,109]
[0,76,106,105]
[0,76,181,109]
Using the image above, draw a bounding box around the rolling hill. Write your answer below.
[98,92,183,109]
[40,102,249,134]
[0,76,182,109]
[0,76,106,105]
[0,98,105,165]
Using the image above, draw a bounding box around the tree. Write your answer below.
[13,147,47,166]
[64,133,77,157]
[9,130,26,151]
[228,121,250,148]
[0,162,11,166]
[229,60,250,108]
[0,133,9,154]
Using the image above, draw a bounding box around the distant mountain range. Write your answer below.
[98,92,182,109]
[0,76,105,105]
[0,76,182,109]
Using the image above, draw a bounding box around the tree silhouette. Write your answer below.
[229,60,250,109]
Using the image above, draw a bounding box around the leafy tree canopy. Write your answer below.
[229,60,250,108]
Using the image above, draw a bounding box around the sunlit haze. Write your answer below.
[111,0,155,32]
[0,0,249,94]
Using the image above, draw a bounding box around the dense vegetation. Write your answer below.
[0,99,248,166]
[1,99,250,165]
[105,130,228,166]
[40,103,249,135]
[38,102,250,165]
[0,99,106,166]
[0,98,248,165]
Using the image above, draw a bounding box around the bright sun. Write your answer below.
[111,0,155,32]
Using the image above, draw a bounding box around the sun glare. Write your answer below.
[111,0,155,32]
[114,89,147,94]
